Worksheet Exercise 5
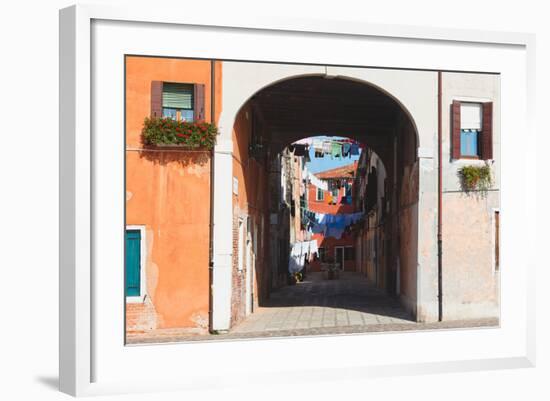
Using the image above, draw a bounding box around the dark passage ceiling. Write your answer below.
[249,75,406,157]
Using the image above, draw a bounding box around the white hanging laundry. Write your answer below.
[313,139,324,153]
[294,138,313,145]
[308,172,328,191]
[308,239,318,255]
[289,254,306,274]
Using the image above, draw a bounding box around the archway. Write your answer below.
[227,75,420,328]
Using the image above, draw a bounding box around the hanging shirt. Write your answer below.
[350,143,360,155]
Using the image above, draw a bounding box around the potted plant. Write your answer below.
[458,163,492,194]
[324,256,340,280]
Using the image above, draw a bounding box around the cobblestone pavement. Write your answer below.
[232,272,414,333]
[126,272,499,345]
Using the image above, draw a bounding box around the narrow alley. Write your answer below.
[231,272,414,334]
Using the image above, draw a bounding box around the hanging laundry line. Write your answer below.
[309,138,363,159]
[300,207,364,240]
[307,171,328,191]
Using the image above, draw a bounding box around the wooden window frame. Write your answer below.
[150,80,205,121]
[452,100,493,160]
[316,187,324,201]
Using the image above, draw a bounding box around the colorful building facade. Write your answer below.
[307,162,358,272]
[125,57,501,339]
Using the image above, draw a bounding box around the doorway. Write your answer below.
[335,246,345,271]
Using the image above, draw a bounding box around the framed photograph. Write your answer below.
[59,4,535,397]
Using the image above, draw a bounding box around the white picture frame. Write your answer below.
[59,4,536,397]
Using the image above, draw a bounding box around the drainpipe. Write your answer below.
[208,60,216,331]
[437,71,443,322]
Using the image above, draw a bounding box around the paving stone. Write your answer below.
[129,272,498,343]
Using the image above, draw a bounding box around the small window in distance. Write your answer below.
[162,82,194,121]
[316,187,324,201]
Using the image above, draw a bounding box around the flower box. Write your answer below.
[142,117,218,150]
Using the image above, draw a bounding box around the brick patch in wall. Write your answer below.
[126,297,159,333]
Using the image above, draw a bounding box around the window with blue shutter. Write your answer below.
[125,229,141,297]
[162,82,194,122]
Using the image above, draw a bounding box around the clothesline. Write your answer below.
[312,139,361,159]
[288,138,363,160]
[301,208,364,240]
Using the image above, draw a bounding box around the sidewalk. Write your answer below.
[127,272,498,344]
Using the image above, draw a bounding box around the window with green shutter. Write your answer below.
[162,82,194,121]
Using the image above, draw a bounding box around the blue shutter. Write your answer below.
[125,230,141,297]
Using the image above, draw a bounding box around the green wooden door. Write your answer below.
[125,230,141,296]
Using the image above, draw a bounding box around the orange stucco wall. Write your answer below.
[125,56,222,331]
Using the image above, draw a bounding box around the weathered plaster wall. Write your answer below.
[440,72,500,320]
[125,56,221,332]
[396,116,420,317]
[231,103,270,326]
[442,192,500,319]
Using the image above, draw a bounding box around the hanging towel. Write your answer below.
[331,142,342,158]
[342,143,351,158]
[350,143,360,155]
[326,226,345,240]
[311,222,326,234]
[313,140,324,157]
[322,141,332,155]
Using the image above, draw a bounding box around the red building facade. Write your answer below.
[307,162,358,272]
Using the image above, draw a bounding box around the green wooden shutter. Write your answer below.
[125,230,141,297]
[162,83,194,109]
